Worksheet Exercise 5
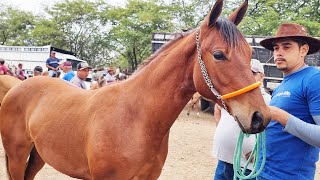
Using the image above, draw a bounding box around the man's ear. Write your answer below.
[300,44,309,57]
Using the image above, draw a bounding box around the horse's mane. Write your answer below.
[216,17,247,49]
[135,17,247,72]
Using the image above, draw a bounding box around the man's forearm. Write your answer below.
[284,115,320,147]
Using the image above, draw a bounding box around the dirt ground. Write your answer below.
[0,109,319,179]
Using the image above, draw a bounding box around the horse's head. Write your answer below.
[193,0,271,134]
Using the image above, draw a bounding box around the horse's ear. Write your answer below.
[207,0,224,28]
[228,0,248,26]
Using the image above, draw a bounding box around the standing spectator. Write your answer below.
[33,66,43,76]
[105,67,115,83]
[62,61,75,81]
[70,62,91,89]
[91,68,99,82]
[0,58,9,75]
[15,63,25,80]
[46,51,60,77]
[257,23,320,180]
[90,75,106,90]
[213,59,270,180]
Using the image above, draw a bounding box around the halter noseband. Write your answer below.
[195,29,261,114]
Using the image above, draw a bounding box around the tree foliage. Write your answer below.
[238,0,320,36]
[0,5,36,45]
[105,0,175,70]
[43,0,110,65]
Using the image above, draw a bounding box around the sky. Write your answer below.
[2,0,125,15]
[2,0,58,14]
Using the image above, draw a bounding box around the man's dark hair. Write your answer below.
[293,39,307,48]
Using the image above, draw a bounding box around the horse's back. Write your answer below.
[0,75,21,105]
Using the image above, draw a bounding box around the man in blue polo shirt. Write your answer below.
[257,23,320,180]
[62,61,75,81]
[46,51,60,77]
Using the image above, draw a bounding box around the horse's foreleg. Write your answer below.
[150,131,170,179]
[131,131,170,180]
[4,154,12,180]
[24,146,45,180]
[187,98,195,116]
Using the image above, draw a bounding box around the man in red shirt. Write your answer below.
[0,58,9,75]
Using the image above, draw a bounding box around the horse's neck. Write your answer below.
[128,36,197,135]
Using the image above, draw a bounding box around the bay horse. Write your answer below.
[0,75,21,107]
[186,92,202,117]
[0,0,271,179]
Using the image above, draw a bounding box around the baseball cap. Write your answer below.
[34,66,43,73]
[251,59,264,74]
[77,62,92,70]
[63,61,72,67]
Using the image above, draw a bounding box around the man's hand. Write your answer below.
[269,106,289,125]
[245,151,254,163]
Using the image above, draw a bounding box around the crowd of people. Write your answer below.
[0,59,27,80]
[0,50,128,90]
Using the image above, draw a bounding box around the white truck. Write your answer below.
[0,45,87,77]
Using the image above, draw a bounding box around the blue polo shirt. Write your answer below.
[46,57,60,70]
[258,66,320,180]
[62,70,75,81]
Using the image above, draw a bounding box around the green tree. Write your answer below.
[0,5,36,45]
[170,0,213,30]
[105,0,175,70]
[41,0,111,65]
[236,0,320,36]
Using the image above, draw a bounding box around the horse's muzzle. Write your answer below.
[249,111,266,134]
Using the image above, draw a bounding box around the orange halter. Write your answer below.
[196,29,261,113]
[221,81,262,100]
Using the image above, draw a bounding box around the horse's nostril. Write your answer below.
[251,111,264,130]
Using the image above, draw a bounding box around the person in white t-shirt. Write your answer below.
[213,59,270,180]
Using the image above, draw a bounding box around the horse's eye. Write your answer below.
[213,51,226,60]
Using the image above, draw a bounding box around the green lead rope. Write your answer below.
[233,131,266,180]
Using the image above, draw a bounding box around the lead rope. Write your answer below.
[233,131,266,180]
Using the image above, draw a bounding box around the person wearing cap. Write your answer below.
[70,62,91,89]
[62,61,75,81]
[257,23,320,180]
[33,66,43,76]
[213,59,271,180]
[46,51,61,77]
[105,67,116,83]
